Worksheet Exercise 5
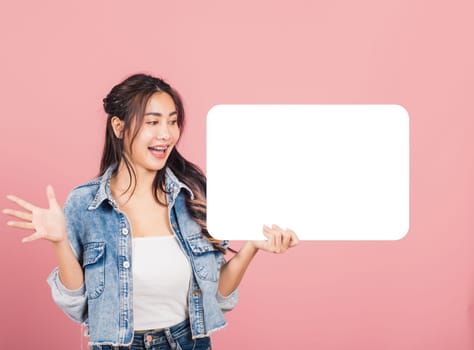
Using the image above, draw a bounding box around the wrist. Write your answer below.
[244,240,260,254]
[51,238,69,249]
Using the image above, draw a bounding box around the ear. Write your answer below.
[111,116,124,139]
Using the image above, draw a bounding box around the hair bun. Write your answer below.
[103,94,124,117]
[102,97,110,113]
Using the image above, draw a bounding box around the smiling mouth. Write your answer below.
[148,145,169,153]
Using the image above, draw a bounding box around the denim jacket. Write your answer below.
[47,165,238,346]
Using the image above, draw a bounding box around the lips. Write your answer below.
[148,144,169,159]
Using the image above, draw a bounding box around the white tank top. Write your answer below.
[132,235,191,330]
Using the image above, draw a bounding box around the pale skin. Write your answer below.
[3,92,299,298]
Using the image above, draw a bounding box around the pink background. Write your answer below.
[1,1,473,349]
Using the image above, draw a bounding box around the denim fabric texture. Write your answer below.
[47,165,237,346]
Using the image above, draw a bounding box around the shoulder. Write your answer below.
[64,165,117,214]
[64,177,101,210]
[71,177,101,194]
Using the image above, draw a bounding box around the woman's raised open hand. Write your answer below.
[3,185,67,243]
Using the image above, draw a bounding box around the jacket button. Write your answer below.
[122,228,129,235]
[123,261,130,268]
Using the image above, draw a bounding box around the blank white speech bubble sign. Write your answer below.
[206,105,409,240]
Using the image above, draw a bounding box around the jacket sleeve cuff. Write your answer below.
[216,288,238,312]
[46,267,87,324]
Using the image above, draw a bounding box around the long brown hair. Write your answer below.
[100,73,226,253]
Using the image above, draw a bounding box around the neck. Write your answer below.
[110,161,164,202]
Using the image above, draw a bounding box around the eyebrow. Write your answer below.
[144,111,178,117]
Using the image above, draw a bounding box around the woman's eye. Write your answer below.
[169,120,178,125]
[147,121,159,125]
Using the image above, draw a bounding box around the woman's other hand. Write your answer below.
[3,185,67,243]
[251,224,299,253]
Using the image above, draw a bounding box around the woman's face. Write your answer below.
[124,92,180,175]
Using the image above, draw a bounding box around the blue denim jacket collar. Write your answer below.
[87,165,194,211]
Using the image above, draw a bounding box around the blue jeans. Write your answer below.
[91,319,211,350]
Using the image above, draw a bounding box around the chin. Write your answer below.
[149,160,169,171]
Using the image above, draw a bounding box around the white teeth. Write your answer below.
[149,146,167,152]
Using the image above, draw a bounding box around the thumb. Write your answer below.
[46,185,59,208]
[262,224,272,239]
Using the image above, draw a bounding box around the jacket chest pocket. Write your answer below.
[82,242,106,299]
[187,235,221,282]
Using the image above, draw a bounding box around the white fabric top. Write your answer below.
[132,235,191,330]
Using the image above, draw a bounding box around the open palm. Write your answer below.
[3,185,67,243]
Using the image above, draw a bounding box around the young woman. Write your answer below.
[3,73,298,350]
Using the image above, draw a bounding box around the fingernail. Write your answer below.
[263,224,270,230]
[7,221,12,226]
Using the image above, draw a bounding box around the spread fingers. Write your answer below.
[6,195,36,212]
[6,221,35,230]
[3,209,33,221]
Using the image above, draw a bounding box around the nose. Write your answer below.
[156,123,170,140]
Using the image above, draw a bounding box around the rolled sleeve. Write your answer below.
[216,288,238,312]
[47,267,87,323]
